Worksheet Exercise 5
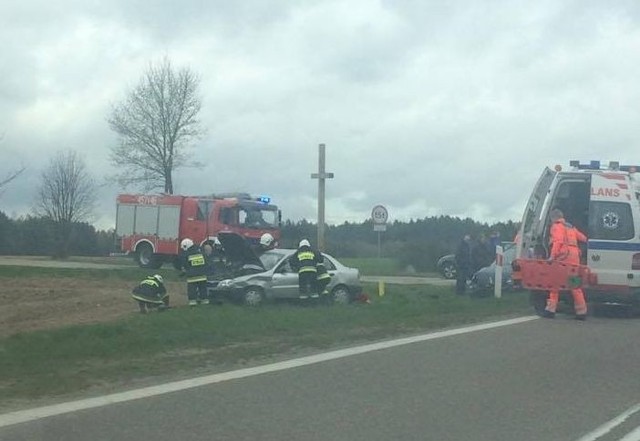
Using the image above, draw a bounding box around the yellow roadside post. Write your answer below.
[378,280,385,297]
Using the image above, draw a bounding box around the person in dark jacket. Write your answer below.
[289,239,320,299]
[471,233,494,273]
[131,274,168,314]
[455,234,473,295]
[179,238,209,306]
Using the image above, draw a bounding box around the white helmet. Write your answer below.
[213,237,222,247]
[180,238,194,251]
[152,274,164,284]
[299,239,310,248]
[260,233,274,248]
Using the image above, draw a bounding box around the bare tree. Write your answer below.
[35,150,96,258]
[107,57,203,194]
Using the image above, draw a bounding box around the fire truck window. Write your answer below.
[240,209,269,227]
[219,208,233,225]
[588,201,634,241]
[196,201,209,221]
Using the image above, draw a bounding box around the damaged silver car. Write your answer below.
[208,232,362,306]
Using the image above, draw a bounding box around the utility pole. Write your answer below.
[311,143,334,251]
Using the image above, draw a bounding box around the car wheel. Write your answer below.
[243,287,264,307]
[530,291,547,316]
[442,263,456,279]
[331,285,351,305]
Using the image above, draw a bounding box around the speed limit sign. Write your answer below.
[371,205,388,225]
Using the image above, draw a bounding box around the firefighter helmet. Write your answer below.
[260,233,275,248]
[152,274,164,284]
[180,238,194,251]
[298,239,310,248]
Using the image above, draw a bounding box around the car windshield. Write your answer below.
[259,250,290,270]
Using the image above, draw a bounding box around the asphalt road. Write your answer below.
[2,315,640,441]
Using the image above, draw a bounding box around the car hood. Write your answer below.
[217,232,265,271]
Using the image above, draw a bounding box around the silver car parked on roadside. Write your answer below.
[209,233,362,306]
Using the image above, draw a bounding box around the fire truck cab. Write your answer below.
[513,160,640,314]
[116,193,281,268]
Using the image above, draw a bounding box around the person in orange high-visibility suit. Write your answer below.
[543,208,588,320]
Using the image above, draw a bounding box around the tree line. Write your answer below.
[0,212,517,272]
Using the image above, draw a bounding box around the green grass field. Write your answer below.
[0,282,530,404]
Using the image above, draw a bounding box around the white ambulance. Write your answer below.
[514,160,640,314]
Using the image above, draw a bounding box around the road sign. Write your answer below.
[371,205,388,225]
[373,224,387,232]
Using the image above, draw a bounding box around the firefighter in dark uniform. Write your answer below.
[131,274,168,314]
[316,259,332,297]
[289,239,320,299]
[179,238,209,306]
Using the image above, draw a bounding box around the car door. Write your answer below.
[269,258,300,298]
[322,255,338,289]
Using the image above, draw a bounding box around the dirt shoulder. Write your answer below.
[0,276,187,338]
[0,256,131,270]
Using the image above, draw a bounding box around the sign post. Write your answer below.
[311,144,334,251]
[371,205,388,258]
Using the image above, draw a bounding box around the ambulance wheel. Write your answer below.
[530,291,547,316]
[243,287,264,307]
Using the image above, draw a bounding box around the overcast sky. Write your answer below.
[2,0,640,229]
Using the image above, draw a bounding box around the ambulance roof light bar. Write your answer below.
[569,160,601,170]
[568,160,639,172]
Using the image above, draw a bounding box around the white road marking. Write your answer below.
[0,315,538,429]
[619,426,640,441]
[576,403,640,441]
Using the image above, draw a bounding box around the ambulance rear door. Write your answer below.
[516,167,555,258]
[587,173,640,288]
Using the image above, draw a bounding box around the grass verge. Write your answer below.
[0,283,530,406]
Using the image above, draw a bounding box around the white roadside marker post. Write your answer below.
[494,245,503,299]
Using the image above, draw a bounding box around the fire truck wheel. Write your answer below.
[243,287,264,307]
[136,243,162,269]
[529,291,547,316]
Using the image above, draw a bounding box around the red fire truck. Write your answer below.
[116,193,281,268]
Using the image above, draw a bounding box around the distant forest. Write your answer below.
[0,212,518,272]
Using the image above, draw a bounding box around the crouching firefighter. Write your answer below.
[543,208,588,320]
[179,238,210,306]
[132,274,169,314]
